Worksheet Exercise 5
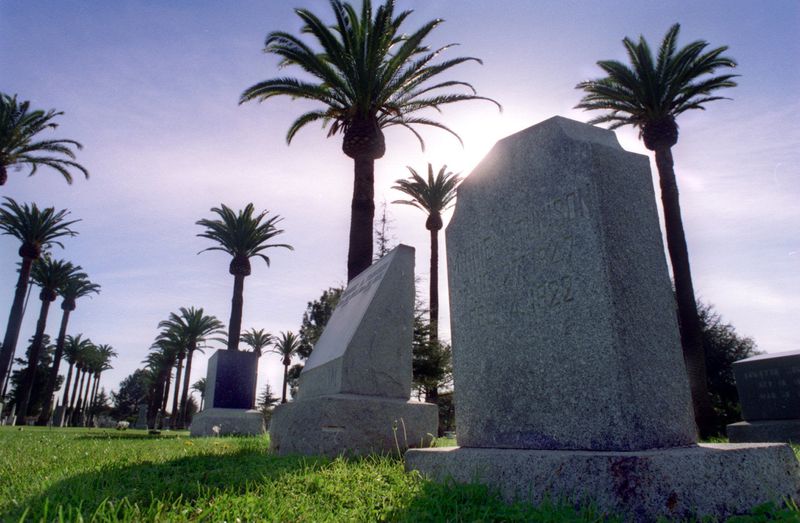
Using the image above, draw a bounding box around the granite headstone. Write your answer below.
[133,404,148,429]
[269,245,438,456]
[728,350,800,442]
[406,116,799,521]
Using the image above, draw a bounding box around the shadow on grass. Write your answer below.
[3,444,327,522]
[73,431,187,441]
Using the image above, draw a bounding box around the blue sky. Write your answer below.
[1,1,798,403]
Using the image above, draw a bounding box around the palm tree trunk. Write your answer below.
[655,146,715,438]
[80,370,93,426]
[347,156,375,281]
[37,308,71,425]
[170,356,184,429]
[228,274,245,351]
[429,227,440,341]
[88,373,100,425]
[59,362,75,426]
[178,347,195,428]
[0,257,34,390]
[68,365,82,424]
[147,372,167,430]
[71,369,87,425]
[161,369,172,415]
[15,297,52,424]
[281,363,289,403]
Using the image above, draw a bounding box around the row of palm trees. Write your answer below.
[56,335,115,426]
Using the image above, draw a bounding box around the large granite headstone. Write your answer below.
[728,350,800,442]
[190,349,264,436]
[269,245,437,456]
[406,116,800,521]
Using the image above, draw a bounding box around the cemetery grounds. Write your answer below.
[1,427,798,522]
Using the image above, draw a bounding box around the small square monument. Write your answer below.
[190,349,264,436]
[269,244,438,456]
[405,116,799,521]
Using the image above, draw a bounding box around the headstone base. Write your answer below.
[728,420,800,443]
[270,394,438,456]
[405,444,800,522]
[189,408,265,437]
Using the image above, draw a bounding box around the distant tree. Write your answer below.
[575,23,737,438]
[373,200,396,260]
[8,335,61,419]
[0,93,89,186]
[0,198,79,390]
[271,332,301,403]
[411,311,451,405]
[192,378,206,410]
[240,328,274,357]
[298,287,344,360]
[86,344,116,425]
[698,301,761,435]
[184,395,199,424]
[197,204,292,351]
[111,369,150,422]
[240,0,499,281]
[286,364,303,400]
[89,387,111,422]
[258,383,280,426]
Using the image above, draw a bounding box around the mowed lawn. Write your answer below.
[0,427,797,522]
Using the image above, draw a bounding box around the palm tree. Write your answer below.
[0,93,89,186]
[60,334,91,426]
[575,23,737,437]
[69,342,94,426]
[240,0,499,281]
[86,344,115,425]
[0,198,79,390]
[159,307,224,428]
[197,204,292,351]
[240,328,273,358]
[37,272,99,425]
[271,331,301,403]
[144,338,180,429]
[192,377,206,411]
[14,257,81,423]
[392,163,460,342]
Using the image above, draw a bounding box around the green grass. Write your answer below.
[0,427,797,522]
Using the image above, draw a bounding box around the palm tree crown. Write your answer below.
[0,93,89,186]
[0,198,79,259]
[31,257,83,302]
[240,328,274,358]
[575,23,737,150]
[271,331,301,403]
[392,163,461,231]
[59,273,100,311]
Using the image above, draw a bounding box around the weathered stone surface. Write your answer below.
[206,349,258,410]
[298,245,415,400]
[445,115,695,451]
[729,420,800,443]
[270,245,438,455]
[406,444,800,522]
[189,408,265,437]
[733,350,800,421]
[270,394,437,457]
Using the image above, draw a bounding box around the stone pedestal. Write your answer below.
[189,408,264,437]
[406,117,800,520]
[271,394,437,457]
[728,419,800,443]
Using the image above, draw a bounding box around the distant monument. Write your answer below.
[270,245,438,456]
[728,350,800,442]
[190,349,264,436]
[133,404,148,429]
[406,116,800,521]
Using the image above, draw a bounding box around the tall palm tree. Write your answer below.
[271,331,301,403]
[575,23,737,437]
[0,93,89,186]
[0,198,79,390]
[241,0,499,281]
[86,344,115,425]
[60,334,91,426]
[37,272,99,425]
[70,343,94,426]
[392,163,460,342]
[14,257,81,423]
[240,328,273,358]
[197,204,292,351]
[159,307,224,428]
[192,377,206,411]
[144,338,180,429]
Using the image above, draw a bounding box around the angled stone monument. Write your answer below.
[190,349,264,436]
[728,350,800,442]
[270,244,438,456]
[405,116,800,521]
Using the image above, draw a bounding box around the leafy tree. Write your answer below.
[15,256,81,422]
[197,204,292,351]
[298,287,343,360]
[88,387,111,423]
[241,0,499,281]
[285,364,303,400]
[0,198,78,390]
[271,332,301,403]
[111,368,150,422]
[258,383,280,426]
[393,163,460,340]
[183,395,199,424]
[411,312,451,405]
[373,199,396,260]
[8,335,61,420]
[37,271,99,425]
[0,93,89,186]
[575,24,737,437]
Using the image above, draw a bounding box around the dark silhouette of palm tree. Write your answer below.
[37,272,99,425]
[85,344,115,425]
[15,256,81,423]
[192,378,206,411]
[196,204,292,351]
[144,336,180,429]
[575,23,737,437]
[270,331,301,403]
[0,93,89,186]
[241,0,499,281]
[0,198,78,390]
[240,328,273,358]
[59,334,91,426]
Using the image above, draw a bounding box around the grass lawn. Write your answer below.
[0,426,797,522]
